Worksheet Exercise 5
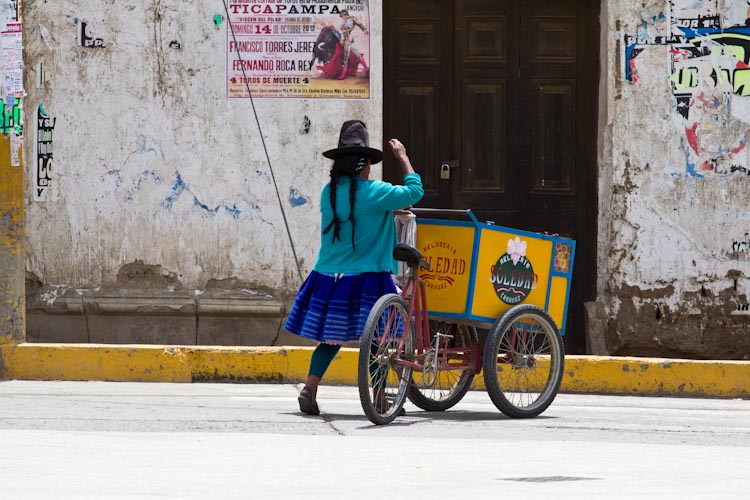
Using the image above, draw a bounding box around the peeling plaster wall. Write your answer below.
[601,0,750,358]
[26,0,749,356]
[1,0,24,345]
[23,1,383,299]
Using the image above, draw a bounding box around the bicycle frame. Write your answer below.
[379,265,481,375]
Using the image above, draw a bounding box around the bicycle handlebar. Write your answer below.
[410,208,472,216]
[410,208,479,224]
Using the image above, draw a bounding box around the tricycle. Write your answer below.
[357,209,576,425]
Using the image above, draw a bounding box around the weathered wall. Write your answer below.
[24,0,749,357]
[0,133,24,345]
[1,0,25,347]
[599,0,750,359]
[22,1,382,344]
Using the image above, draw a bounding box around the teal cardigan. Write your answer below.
[313,173,424,274]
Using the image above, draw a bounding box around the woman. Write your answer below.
[283,120,424,415]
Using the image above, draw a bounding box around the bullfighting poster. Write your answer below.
[226,0,370,99]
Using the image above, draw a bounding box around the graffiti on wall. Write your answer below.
[160,170,272,222]
[729,232,750,254]
[624,1,750,177]
[6,1,19,22]
[77,21,106,48]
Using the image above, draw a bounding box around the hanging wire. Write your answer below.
[220,0,305,284]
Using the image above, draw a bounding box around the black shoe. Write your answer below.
[298,386,320,416]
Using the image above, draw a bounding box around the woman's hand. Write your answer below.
[388,138,415,175]
[388,138,407,159]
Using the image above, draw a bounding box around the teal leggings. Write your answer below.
[309,343,342,379]
[309,341,387,389]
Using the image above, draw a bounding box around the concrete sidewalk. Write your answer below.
[1,343,749,398]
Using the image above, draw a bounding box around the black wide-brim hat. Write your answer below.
[322,120,383,164]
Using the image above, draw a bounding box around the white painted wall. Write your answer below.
[24,0,383,294]
[25,0,749,353]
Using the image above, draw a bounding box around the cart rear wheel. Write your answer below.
[407,322,478,411]
[482,305,564,418]
[358,294,413,425]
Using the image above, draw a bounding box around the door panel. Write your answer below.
[518,0,578,233]
[396,85,441,202]
[532,18,577,62]
[465,19,508,61]
[385,0,453,208]
[384,0,598,354]
[462,82,506,192]
[454,0,517,225]
[531,81,575,192]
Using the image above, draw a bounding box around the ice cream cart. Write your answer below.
[356,207,576,424]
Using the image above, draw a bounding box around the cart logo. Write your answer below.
[490,237,538,305]
[420,240,467,291]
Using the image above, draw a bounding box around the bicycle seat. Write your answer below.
[393,243,430,270]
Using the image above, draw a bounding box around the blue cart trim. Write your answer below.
[545,240,556,321]
[466,226,482,317]
[560,239,577,334]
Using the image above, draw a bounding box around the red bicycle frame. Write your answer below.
[380,268,481,375]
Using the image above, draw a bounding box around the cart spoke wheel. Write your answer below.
[483,305,564,418]
[358,294,413,425]
[407,322,477,412]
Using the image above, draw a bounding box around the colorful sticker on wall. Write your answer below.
[2,1,23,167]
[226,0,370,99]
[2,19,23,96]
[34,103,54,201]
[490,237,538,305]
[10,101,20,165]
[0,95,21,135]
[624,1,750,177]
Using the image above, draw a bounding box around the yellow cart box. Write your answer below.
[414,210,575,333]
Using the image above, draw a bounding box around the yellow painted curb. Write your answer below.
[0,344,192,382]
[1,344,749,398]
[562,355,750,398]
[0,344,317,383]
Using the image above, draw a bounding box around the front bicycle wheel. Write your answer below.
[483,305,564,418]
[407,322,478,411]
[358,294,414,425]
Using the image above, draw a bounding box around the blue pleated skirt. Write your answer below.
[284,271,398,344]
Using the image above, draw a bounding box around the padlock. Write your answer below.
[440,163,451,179]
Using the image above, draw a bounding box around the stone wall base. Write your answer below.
[26,286,314,347]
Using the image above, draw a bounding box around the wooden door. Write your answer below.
[384,0,599,354]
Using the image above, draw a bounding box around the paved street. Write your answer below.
[1,381,749,499]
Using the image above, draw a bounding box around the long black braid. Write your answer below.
[322,154,367,250]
